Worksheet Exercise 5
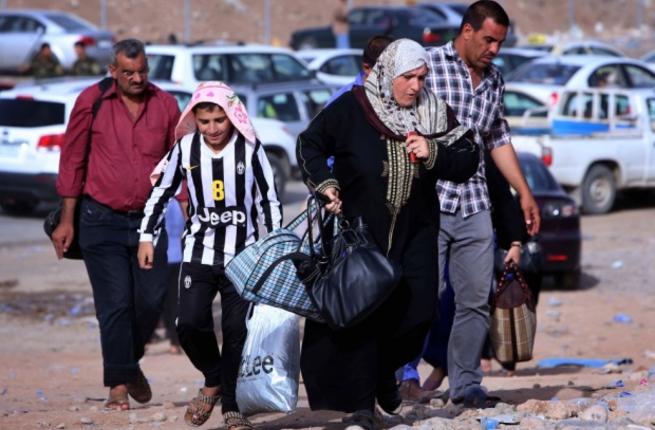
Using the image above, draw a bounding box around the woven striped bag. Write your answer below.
[225,201,325,322]
[489,262,537,365]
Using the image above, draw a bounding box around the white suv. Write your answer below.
[146,44,312,88]
[0,78,297,214]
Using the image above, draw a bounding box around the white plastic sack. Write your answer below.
[236,304,301,415]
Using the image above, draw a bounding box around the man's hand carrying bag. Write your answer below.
[489,261,537,365]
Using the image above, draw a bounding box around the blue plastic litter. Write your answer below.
[537,357,633,369]
[613,314,633,324]
[618,391,632,398]
[613,379,625,388]
[480,417,499,430]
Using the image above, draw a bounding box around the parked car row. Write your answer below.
[0,76,334,213]
[0,9,114,73]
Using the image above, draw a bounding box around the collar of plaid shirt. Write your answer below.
[427,41,511,217]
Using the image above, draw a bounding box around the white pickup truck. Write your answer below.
[512,87,655,214]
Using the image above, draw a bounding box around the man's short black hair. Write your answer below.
[40,42,51,51]
[111,38,146,65]
[362,35,394,67]
[74,40,85,48]
[458,0,509,34]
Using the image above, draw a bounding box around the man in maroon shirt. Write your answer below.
[51,39,180,410]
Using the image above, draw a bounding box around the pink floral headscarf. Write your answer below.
[150,81,256,186]
[174,81,256,142]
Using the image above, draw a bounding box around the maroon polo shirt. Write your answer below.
[57,80,180,212]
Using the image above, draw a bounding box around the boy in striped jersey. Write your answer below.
[137,82,281,429]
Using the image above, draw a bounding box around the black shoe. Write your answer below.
[452,385,500,409]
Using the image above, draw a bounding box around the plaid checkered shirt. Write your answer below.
[426,42,512,217]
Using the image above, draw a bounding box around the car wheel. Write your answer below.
[266,153,288,197]
[581,164,616,214]
[298,37,318,50]
[555,269,581,290]
[1,199,37,215]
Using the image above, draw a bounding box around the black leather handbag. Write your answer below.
[299,198,402,330]
[43,204,82,260]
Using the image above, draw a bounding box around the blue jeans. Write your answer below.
[78,197,168,386]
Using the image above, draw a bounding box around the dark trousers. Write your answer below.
[177,262,249,414]
[163,264,181,346]
[78,197,168,387]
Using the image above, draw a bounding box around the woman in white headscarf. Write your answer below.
[297,39,479,427]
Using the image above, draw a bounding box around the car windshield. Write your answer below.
[447,4,468,16]
[147,54,175,81]
[0,99,65,127]
[300,89,332,119]
[45,13,95,31]
[520,158,560,192]
[508,62,581,85]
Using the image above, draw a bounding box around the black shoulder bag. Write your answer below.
[298,195,402,330]
[43,77,113,259]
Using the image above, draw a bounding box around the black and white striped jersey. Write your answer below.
[139,130,282,268]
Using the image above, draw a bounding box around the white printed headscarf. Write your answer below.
[364,38,444,136]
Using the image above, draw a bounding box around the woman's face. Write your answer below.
[392,64,428,107]
[195,105,234,148]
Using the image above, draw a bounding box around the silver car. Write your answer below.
[0,9,114,73]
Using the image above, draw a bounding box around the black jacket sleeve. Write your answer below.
[485,151,527,249]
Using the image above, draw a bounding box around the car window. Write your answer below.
[193,54,228,82]
[561,92,593,118]
[271,54,311,81]
[166,90,192,112]
[588,65,626,88]
[321,55,360,76]
[623,64,655,88]
[45,13,93,31]
[615,94,631,116]
[590,47,620,57]
[229,53,273,83]
[347,10,365,26]
[365,10,391,27]
[507,62,580,85]
[643,53,655,64]
[300,89,332,119]
[0,99,65,127]
[0,15,44,33]
[521,158,560,192]
[503,91,546,117]
[562,47,587,55]
[147,54,175,81]
[257,93,300,122]
[646,98,655,131]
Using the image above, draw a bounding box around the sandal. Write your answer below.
[127,369,152,404]
[104,396,130,411]
[224,411,254,430]
[184,389,221,427]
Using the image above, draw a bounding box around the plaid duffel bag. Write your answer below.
[225,202,325,322]
[489,262,537,365]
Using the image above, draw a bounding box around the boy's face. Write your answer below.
[195,105,234,148]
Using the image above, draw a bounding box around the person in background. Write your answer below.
[138,81,281,429]
[71,41,102,76]
[398,150,530,397]
[333,0,350,49]
[420,0,541,408]
[51,38,180,411]
[297,39,479,430]
[327,35,394,105]
[162,198,185,355]
[29,42,64,79]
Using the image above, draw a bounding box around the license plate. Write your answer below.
[0,144,19,158]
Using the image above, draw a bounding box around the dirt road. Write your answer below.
[1,184,654,429]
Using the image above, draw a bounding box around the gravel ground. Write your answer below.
[0,185,654,429]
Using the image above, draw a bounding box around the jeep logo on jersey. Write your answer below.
[184,275,192,289]
[236,161,245,175]
[197,206,247,227]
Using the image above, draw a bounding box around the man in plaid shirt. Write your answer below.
[422,0,540,407]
